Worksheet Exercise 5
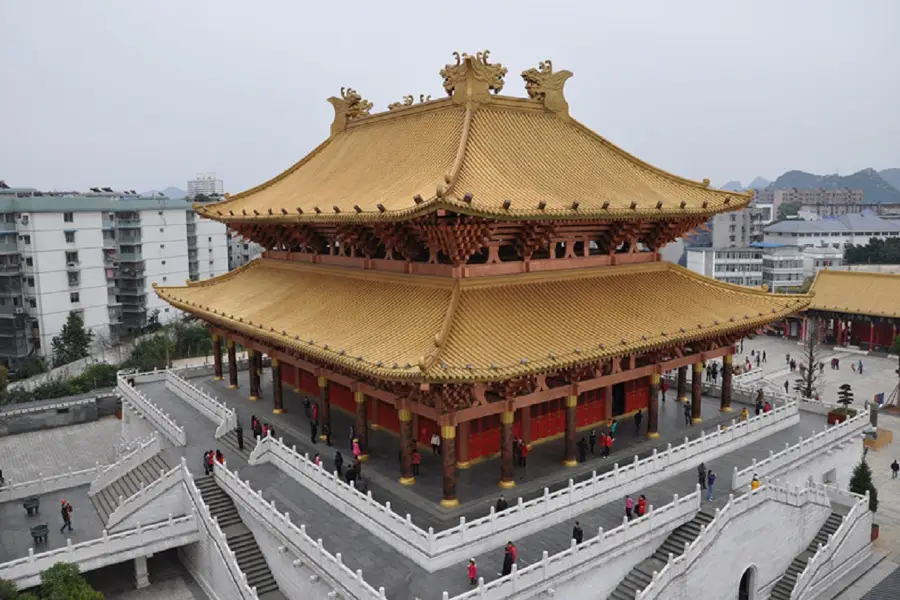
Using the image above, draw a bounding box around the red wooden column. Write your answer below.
[520,409,532,444]
[869,322,875,349]
[563,395,577,467]
[456,421,471,469]
[603,386,613,420]
[676,366,687,402]
[398,404,415,485]
[212,334,223,381]
[354,391,369,461]
[801,317,808,341]
[647,374,660,438]
[836,319,844,346]
[318,376,331,441]
[499,409,515,488]
[248,349,260,401]
[271,359,284,414]
[440,420,459,507]
[893,324,897,345]
[691,362,703,423]
[720,354,733,412]
[227,341,238,389]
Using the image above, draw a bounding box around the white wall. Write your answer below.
[651,500,831,600]
[234,503,341,600]
[110,482,190,533]
[195,218,228,280]
[751,437,864,492]
[179,532,245,600]
[140,209,189,325]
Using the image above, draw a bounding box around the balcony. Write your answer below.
[68,278,80,288]
[65,262,81,272]
[0,262,21,275]
[118,266,144,279]
[102,218,115,230]
[187,235,197,246]
[116,285,145,296]
[116,219,141,228]
[118,250,143,262]
[0,222,18,232]
[0,240,19,254]
[118,231,142,244]
[102,236,117,249]
[187,223,197,235]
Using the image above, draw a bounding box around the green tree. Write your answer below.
[837,383,854,411]
[0,365,8,397]
[50,312,94,368]
[0,576,18,600]
[39,563,103,600]
[890,335,900,356]
[849,459,879,513]
[777,201,800,219]
[121,334,173,371]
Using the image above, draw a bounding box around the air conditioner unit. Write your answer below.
[67,262,78,268]
[19,215,29,225]
[14,308,24,315]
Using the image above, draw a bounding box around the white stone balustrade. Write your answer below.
[0,397,95,417]
[106,461,186,528]
[181,464,260,600]
[165,370,237,438]
[636,482,833,600]
[0,464,105,503]
[89,432,162,496]
[442,488,702,600]
[117,373,187,446]
[249,401,798,571]
[213,462,386,600]
[0,513,199,589]
[731,410,870,490]
[790,492,871,600]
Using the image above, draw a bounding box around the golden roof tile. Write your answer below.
[196,53,748,225]
[154,259,808,383]
[808,270,900,318]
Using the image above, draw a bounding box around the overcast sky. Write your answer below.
[1,0,897,193]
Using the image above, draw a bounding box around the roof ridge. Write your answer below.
[439,105,475,202]
[421,279,461,372]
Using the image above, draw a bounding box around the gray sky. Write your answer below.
[1,0,898,193]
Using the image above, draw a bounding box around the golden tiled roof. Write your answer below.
[197,54,748,225]
[154,259,808,383]
[808,270,900,318]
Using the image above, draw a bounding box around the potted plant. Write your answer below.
[828,383,857,425]
[849,458,879,540]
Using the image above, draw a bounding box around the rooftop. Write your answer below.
[154,258,809,382]
[197,52,749,226]
[808,270,900,318]
[0,195,195,214]
[764,213,900,234]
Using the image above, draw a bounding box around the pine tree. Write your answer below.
[849,459,879,513]
[50,311,95,367]
[837,383,855,414]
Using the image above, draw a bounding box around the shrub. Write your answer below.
[849,459,878,513]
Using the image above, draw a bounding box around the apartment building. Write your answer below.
[763,213,900,250]
[758,243,805,292]
[227,230,264,270]
[775,187,863,218]
[0,187,227,371]
[685,243,807,292]
[187,172,224,198]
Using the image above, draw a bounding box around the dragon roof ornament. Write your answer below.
[440,51,507,106]
[521,60,574,120]
[327,87,373,136]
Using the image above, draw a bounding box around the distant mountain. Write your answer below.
[767,168,900,204]
[720,181,744,191]
[142,186,187,199]
[748,177,770,189]
[880,169,900,193]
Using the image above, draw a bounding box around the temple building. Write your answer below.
[154,51,810,506]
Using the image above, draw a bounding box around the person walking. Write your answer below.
[783,380,789,394]
[314,453,321,467]
[636,494,647,517]
[206,449,215,474]
[762,350,767,363]
[707,470,716,501]
[589,429,597,455]
[352,438,361,461]
[431,432,441,455]
[236,424,244,451]
[660,379,668,402]
[467,559,478,585]
[59,499,73,533]
[203,450,211,475]
[610,419,618,439]
[740,407,749,421]
[572,521,584,544]
[253,419,263,441]
[411,448,421,476]
[751,474,761,491]
[334,451,344,477]
[268,425,276,439]
[698,462,707,490]
[624,495,635,520]
[501,547,513,577]
[603,431,613,457]
[858,360,864,375]
[496,495,508,512]
[891,460,899,480]
[634,410,643,434]
[577,437,588,462]
[310,421,318,444]
[684,403,692,426]
[311,402,319,425]
[323,423,332,446]
[518,440,528,467]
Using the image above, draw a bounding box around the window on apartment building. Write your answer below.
[64,231,76,243]
[63,212,74,223]
[159,228,164,232]
[70,292,80,303]
[208,237,212,242]
[67,272,79,286]
[28,298,36,308]
[25,257,32,267]
[65,251,78,264]
[162,276,167,282]
[21,235,30,245]
[26,277,34,287]
[160,244,165,249]
[161,260,166,265]
[158,211,163,215]
[164,308,170,313]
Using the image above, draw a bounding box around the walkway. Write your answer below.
[137,373,822,599]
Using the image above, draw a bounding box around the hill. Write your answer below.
[879,169,900,193]
[719,181,744,191]
[767,168,900,204]
[747,176,771,189]
[142,186,187,199]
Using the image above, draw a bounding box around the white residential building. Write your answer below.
[0,187,228,371]
[760,243,805,292]
[764,213,900,250]
[685,247,763,287]
[187,173,224,198]
[227,229,264,270]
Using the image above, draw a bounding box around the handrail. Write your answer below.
[790,492,870,600]
[0,513,198,586]
[731,410,870,490]
[637,482,833,600]
[164,370,236,438]
[214,461,386,599]
[0,397,95,416]
[181,460,260,599]
[89,432,161,496]
[0,464,105,503]
[250,401,798,571]
[105,461,185,529]
[443,488,702,600]
[117,374,186,446]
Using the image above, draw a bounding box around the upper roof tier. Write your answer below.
[154,258,808,383]
[808,270,900,318]
[197,52,749,225]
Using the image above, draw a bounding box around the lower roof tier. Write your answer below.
[154,259,810,383]
[808,270,900,319]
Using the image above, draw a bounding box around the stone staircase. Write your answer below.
[194,474,284,598]
[90,454,171,525]
[769,512,844,600]
[219,428,253,461]
[609,511,715,600]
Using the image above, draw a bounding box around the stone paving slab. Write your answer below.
[0,417,120,483]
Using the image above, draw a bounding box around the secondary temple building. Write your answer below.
[155,51,810,506]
